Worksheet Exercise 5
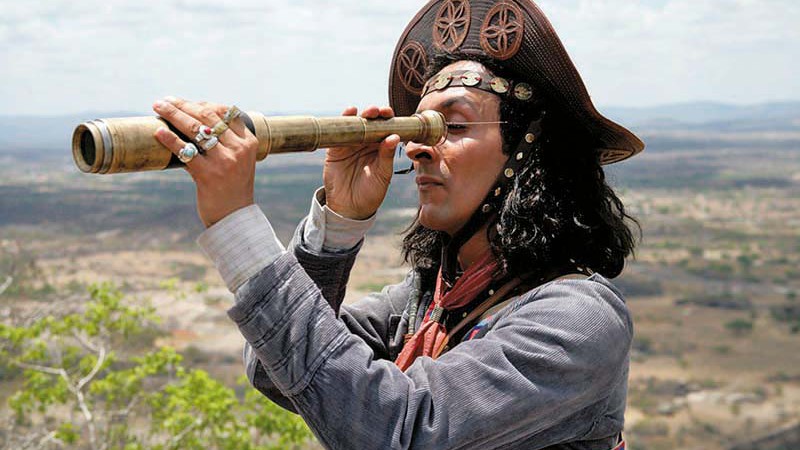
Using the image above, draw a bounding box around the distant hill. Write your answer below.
[603,101,800,132]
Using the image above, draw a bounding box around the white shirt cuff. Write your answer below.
[303,187,377,253]
[197,204,286,293]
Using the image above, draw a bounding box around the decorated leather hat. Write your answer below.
[388,0,644,164]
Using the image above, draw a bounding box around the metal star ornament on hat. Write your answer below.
[388,0,644,165]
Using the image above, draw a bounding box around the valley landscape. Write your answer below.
[1,102,799,449]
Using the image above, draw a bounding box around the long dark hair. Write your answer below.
[401,52,639,284]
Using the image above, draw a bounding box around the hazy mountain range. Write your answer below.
[1,102,798,157]
[603,101,800,133]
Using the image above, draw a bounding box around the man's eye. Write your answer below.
[447,124,467,131]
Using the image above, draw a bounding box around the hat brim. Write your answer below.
[388,0,644,165]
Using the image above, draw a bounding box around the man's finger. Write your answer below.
[379,106,395,119]
[153,100,212,145]
[360,105,381,119]
[153,127,208,174]
[380,134,400,159]
[163,97,235,145]
[377,134,400,177]
[196,101,247,139]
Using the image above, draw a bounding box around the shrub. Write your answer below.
[675,293,752,311]
[724,318,754,336]
[0,283,313,449]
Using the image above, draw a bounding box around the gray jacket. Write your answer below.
[230,218,633,449]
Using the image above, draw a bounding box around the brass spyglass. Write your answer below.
[71,110,447,174]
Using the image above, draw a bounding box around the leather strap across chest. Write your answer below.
[433,273,587,358]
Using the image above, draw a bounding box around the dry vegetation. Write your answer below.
[2,128,799,449]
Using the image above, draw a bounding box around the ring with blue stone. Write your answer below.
[178,142,199,163]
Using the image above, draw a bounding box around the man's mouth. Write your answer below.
[415,175,444,188]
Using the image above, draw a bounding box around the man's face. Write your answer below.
[407,60,508,236]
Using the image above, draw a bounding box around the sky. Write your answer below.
[1,0,798,116]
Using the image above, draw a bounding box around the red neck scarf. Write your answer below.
[394,250,498,371]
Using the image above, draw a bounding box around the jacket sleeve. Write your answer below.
[244,217,413,411]
[230,252,633,450]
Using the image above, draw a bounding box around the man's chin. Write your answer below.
[417,208,441,231]
[418,208,459,236]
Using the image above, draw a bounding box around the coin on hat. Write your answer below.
[489,77,510,94]
[461,72,482,87]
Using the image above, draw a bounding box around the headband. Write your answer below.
[421,70,536,103]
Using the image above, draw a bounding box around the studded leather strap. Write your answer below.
[421,69,535,102]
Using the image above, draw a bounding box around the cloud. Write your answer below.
[0,0,797,116]
[538,0,800,106]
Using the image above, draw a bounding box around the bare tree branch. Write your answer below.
[168,418,202,449]
[73,388,98,450]
[62,369,99,450]
[35,430,64,449]
[14,428,58,450]
[77,345,106,391]
[0,276,11,296]
[12,356,103,450]
[73,346,106,450]
[111,393,142,419]
[17,430,40,450]
[72,330,100,354]
[12,360,69,379]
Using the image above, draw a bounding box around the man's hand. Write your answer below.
[151,97,258,228]
[323,106,400,220]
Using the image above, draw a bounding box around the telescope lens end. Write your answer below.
[72,123,103,173]
[80,129,96,167]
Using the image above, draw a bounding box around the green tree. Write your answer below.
[0,283,313,449]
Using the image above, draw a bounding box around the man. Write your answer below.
[151,1,643,448]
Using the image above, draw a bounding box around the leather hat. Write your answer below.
[388,0,644,164]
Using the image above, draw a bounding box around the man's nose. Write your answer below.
[405,141,435,162]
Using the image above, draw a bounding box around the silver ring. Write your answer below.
[222,105,241,124]
[201,136,219,151]
[178,143,199,163]
[194,125,213,142]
